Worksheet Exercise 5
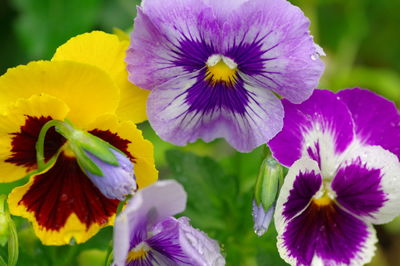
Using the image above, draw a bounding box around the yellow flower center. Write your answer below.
[126,242,150,263]
[313,194,332,206]
[206,55,237,85]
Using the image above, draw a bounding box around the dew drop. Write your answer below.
[60,193,68,201]
[311,54,319,60]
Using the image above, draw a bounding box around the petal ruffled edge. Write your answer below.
[0,60,119,128]
[52,31,149,123]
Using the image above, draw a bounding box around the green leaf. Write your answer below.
[12,0,101,60]
[165,149,287,265]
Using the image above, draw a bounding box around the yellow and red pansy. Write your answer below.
[0,41,157,245]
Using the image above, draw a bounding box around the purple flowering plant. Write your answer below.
[0,0,400,266]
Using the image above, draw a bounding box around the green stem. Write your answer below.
[0,195,5,213]
[35,120,71,170]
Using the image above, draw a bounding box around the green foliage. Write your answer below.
[11,0,102,60]
[165,149,287,265]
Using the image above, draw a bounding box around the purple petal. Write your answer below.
[274,157,321,232]
[268,90,354,169]
[128,0,323,152]
[84,148,136,200]
[147,78,283,152]
[113,180,187,266]
[333,145,400,224]
[222,0,324,104]
[127,1,220,90]
[252,201,275,236]
[146,217,190,265]
[177,217,226,266]
[277,201,377,266]
[338,88,400,160]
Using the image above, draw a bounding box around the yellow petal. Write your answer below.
[0,60,119,128]
[52,31,149,123]
[87,114,158,188]
[0,94,69,182]
[7,166,116,246]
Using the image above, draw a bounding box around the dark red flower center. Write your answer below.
[11,115,136,231]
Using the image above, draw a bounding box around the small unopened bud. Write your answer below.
[36,120,136,200]
[252,157,284,236]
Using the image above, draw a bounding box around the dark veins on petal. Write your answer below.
[19,128,135,231]
[283,202,369,265]
[169,31,278,116]
[185,71,249,114]
[6,115,66,171]
[19,153,119,231]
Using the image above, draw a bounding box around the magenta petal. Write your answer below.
[268,89,354,167]
[338,88,400,160]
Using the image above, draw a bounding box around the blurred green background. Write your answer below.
[0,0,399,265]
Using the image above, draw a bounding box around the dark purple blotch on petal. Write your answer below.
[185,72,249,115]
[283,202,370,265]
[332,158,387,218]
[283,170,321,220]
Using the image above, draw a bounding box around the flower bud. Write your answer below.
[36,120,136,200]
[252,157,284,236]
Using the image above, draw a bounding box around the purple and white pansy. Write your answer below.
[268,89,400,265]
[126,0,324,152]
[112,180,225,266]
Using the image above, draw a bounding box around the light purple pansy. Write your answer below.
[268,89,400,265]
[84,148,136,201]
[126,0,324,152]
[112,180,225,266]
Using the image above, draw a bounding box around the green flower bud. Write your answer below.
[253,157,284,236]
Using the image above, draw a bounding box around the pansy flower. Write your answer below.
[126,0,324,152]
[0,33,157,245]
[113,180,225,266]
[268,89,400,265]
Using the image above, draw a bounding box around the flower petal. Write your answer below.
[113,180,187,266]
[338,88,400,160]
[127,2,219,91]
[87,114,158,188]
[277,201,377,266]
[52,31,149,123]
[147,77,283,152]
[0,61,119,128]
[177,217,225,266]
[8,152,119,245]
[274,157,321,233]
[332,145,400,224]
[223,0,324,103]
[268,90,354,175]
[0,94,68,182]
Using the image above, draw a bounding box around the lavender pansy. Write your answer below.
[126,0,324,152]
[269,89,400,265]
[113,180,225,266]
